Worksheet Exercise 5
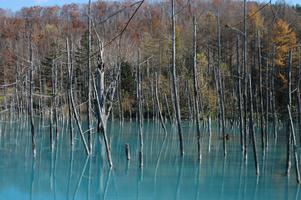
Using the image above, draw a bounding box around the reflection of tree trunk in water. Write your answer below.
[29,158,36,200]
[285,176,289,200]
[87,155,92,200]
[115,123,123,158]
[194,165,201,200]
[67,149,74,200]
[136,168,143,200]
[175,158,184,200]
[53,139,59,200]
[154,72,168,186]
[294,185,300,200]
[237,158,243,199]
[73,156,90,200]
[243,162,248,200]
[253,175,259,199]
[219,156,226,200]
[50,148,54,192]
[103,169,112,200]
[98,157,105,198]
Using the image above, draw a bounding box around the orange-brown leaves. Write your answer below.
[248,3,264,31]
[272,19,297,67]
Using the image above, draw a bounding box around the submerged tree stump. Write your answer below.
[125,143,131,161]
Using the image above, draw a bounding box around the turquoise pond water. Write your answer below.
[0,119,300,200]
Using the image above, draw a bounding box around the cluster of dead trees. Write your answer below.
[0,0,301,181]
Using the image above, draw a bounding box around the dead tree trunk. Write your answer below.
[92,42,116,167]
[286,50,292,176]
[171,0,184,156]
[297,47,301,144]
[93,68,114,167]
[67,38,90,156]
[192,17,202,161]
[155,73,168,136]
[185,81,192,121]
[217,11,226,156]
[164,93,172,122]
[50,103,54,150]
[271,45,278,140]
[67,38,74,146]
[137,51,144,168]
[265,57,269,151]
[248,74,259,175]
[14,61,20,119]
[236,35,244,152]
[258,31,265,154]
[287,105,301,183]
[29,39,36,158]
[243,0,248,160]
[52,59,58,142]
[87,0,93,153]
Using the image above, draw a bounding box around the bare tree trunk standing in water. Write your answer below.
[265,57,269,151]
[66,38,74,147]
[52,59,58,142]
[297,47,301,144]
[287,104,301,183]
[67,38,90,155]
[29,32,36,158]
[192,16,202,161]
[271,46,278,140]
[248,74,259,175]
[243,0,248,161]
[87,0,93,153]
[93,45,115,168]
[236,35,244,152]
[155,73,168,136]
[257,31,265,154]
[171,0,184,156]
[217,11,226,156]
[286,50,292,176]
[137,51,144,168]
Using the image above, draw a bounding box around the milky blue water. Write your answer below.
[0,119,300,200]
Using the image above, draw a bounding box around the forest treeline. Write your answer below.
[0,0,301,171]
[0,0,300,119]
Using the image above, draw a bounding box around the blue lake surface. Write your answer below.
[0,120,300,199]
